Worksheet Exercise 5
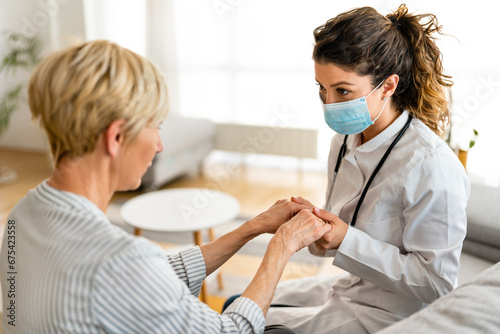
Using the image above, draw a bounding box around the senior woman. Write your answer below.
[0,40,331,333]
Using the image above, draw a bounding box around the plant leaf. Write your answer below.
[0,31,42,136]
[0,32,41,74]
[0,92,19,136]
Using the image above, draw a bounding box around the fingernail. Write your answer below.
[314,207,320,213]
[291,196,297,200]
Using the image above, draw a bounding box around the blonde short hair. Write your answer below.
[28,40,169,166]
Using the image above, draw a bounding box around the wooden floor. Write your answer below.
[0,148,329,312]
[0,149,53,225]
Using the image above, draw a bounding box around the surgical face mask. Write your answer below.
[321,80,388,135]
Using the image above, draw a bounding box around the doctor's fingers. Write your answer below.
[312,207,344,224]
[315,237,333,251]
[315,221,348,251]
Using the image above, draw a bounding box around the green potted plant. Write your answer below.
[456,128,478,170]
[445,89,479,171]
[445,119,478,171]
[0,32,42,184]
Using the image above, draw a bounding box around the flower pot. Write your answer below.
[458,149,468,171]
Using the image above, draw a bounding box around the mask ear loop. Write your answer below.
[372,96,388,123]
[365,80,385,98]
[366,79,387,123]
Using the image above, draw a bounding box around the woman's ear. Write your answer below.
[382,74,399,98]
[104,119,126,158]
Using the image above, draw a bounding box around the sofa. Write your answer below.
[462,183,500,263]
[379,261,500,333]
[379,181,500,333]
[455,182,499,286]
[141,115,215,189]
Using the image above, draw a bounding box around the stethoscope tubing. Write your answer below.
[327,115,413,227]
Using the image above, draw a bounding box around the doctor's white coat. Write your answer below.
[266,111,470,333]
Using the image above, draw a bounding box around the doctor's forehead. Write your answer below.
[314,62,370,87]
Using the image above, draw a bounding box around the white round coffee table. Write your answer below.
[120,188,240,302]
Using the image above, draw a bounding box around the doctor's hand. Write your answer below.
[311,207,349,250]
[249,199,311,235]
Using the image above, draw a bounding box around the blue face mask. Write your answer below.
[321,80,387,135]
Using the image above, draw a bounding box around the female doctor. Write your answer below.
[265,4,469,334]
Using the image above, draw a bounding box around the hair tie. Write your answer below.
[389,16,403,30]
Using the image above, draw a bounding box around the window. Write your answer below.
[83,0,147,57]
[83,0,500,186]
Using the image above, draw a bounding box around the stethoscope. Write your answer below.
[326,115,413,227]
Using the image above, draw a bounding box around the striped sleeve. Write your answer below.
[92,241,265,333]
[167,246,206,296]
[223,297,266,333]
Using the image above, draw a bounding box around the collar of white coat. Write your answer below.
[355,110,411,153]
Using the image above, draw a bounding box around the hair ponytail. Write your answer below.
[387,5,452,137]
[313,4,452,137]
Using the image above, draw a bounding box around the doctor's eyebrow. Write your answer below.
[315,79,356,88]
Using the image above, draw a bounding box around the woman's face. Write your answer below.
[314,62,385,118]
[118,124,163,191]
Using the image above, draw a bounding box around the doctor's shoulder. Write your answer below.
[403,117,458,161]
[400,118,468,189]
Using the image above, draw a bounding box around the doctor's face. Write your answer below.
[315,62,384,117]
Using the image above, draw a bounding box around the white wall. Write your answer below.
[145,0,180,116]
[0,0,86,152]
[83,0,180,116]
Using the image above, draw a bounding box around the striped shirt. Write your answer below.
[1,181,265,333]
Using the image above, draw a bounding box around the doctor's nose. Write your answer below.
[321,91,335,105]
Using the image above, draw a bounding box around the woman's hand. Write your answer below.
[249,199,311,235]
[271,209,333,257]
[291,197,349,250]
[290,196,315,210]
[311,207,349,251]
[241,209,331,315]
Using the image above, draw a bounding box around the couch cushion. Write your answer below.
[462,239,500,264]
[465,183,500,251]
[458,252,494,286]
[378,261,500,333]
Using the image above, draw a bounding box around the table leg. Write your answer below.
[193,231,208,303]
[208,228,224,290]
[134,228,141,236]
[193,230,203,245]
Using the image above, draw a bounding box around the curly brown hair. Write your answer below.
[313,4,452,137]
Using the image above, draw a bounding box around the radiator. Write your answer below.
[215,123,318,159]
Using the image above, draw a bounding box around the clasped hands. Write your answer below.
[249,196,349,257]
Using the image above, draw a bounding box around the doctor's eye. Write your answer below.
[316,82,326,91]
[336,88,349,95]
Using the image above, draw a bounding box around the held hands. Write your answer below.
[250,199,311,234]
[272,210,332,257]
[292,196,349,251]
[249,196,348,251]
